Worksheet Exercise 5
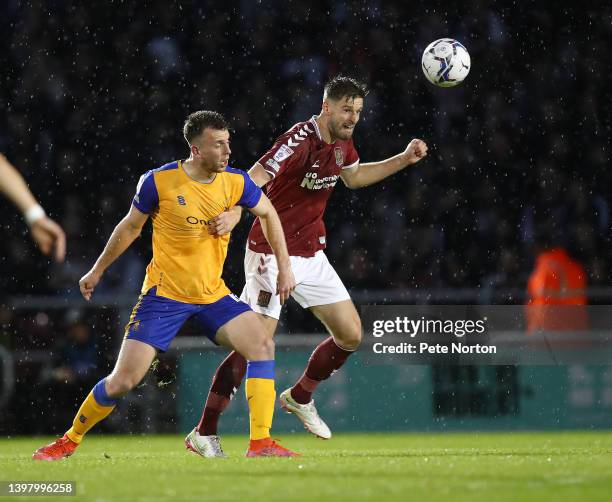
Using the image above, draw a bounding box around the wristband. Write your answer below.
[24,204,46,226]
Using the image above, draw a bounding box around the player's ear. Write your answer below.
[322,100,330,114]
[191,144,200,157]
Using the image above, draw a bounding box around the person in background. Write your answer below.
[525,229,588,334]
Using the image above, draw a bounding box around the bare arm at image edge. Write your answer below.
[0,153,67,262]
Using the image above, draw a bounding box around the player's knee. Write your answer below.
[257,332,275,359]
[246,330,275,360]
[336,317,362,350]
[105,373,140,397]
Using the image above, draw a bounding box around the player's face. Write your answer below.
[326,96,364,141]
[192,128,231,172]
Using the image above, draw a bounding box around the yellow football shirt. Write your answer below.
[132,160,261,304]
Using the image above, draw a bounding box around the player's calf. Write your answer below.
[33,378,117,461]
[289,313,361,412]
[34,340,156,460]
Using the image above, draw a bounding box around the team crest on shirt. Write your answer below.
[257,290,272,307]
[334,147,343,166]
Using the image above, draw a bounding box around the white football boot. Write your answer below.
[279,388,332,439]
[185,428,227,458]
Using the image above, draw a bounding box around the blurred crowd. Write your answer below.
[0,1,610,299]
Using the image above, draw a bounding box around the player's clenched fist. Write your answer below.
[276,265,296,304]
[403,139,428,165]
[79,268,102,301]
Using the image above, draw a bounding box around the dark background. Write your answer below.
[0,1,611,434]
[1,1,610,296]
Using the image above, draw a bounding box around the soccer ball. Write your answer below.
[421,39,470,87]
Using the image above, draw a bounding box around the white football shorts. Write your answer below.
[240,248,351,319]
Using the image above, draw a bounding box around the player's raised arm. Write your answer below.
[248,193,295,303]
[208,163,273,236]
[79,205,149,300]
[0,153,67,262]
[340,138,428,189]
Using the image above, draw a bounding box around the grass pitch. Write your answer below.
[2,432,612,501]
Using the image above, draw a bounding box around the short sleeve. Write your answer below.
[257,124,309,179]
[234,170,263,208]
[132,171,159,214]
[343,140,360,170]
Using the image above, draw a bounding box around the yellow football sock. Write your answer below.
[245,360,276,440]
[66,380,117,444]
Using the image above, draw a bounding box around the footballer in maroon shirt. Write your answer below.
[186,76,428,457]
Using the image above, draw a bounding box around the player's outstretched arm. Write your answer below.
[79,205,148,300]
[0,153,67,261]
[208,163,273,236]
[248,193,295,303]
[340,139,428,189]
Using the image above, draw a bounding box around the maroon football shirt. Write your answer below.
[248,116,359,257]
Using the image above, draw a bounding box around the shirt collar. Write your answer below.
[309,116,322,140]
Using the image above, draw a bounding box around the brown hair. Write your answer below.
[183,110,229,144]
[323,75,369,101]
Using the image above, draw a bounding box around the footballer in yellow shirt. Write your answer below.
[33,111,299,460]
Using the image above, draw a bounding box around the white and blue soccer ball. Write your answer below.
[421,38,470,87]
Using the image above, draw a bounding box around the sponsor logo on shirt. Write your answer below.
[266,158,282,173]
[186,216,212,226]
[273,144,294,162]
[300,172,340,190]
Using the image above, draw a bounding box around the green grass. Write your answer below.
[2,432,612,501]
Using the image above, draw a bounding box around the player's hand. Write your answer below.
[276,265,296,304]
[208,209,241,236]
[30,216,67,262]
[403,139,428,165]
[79,268,103,301]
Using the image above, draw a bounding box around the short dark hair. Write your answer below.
[323,75,369,102]
[183,110,229,144]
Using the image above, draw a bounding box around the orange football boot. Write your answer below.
[32,434,78,461]
[246,438,300,458]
